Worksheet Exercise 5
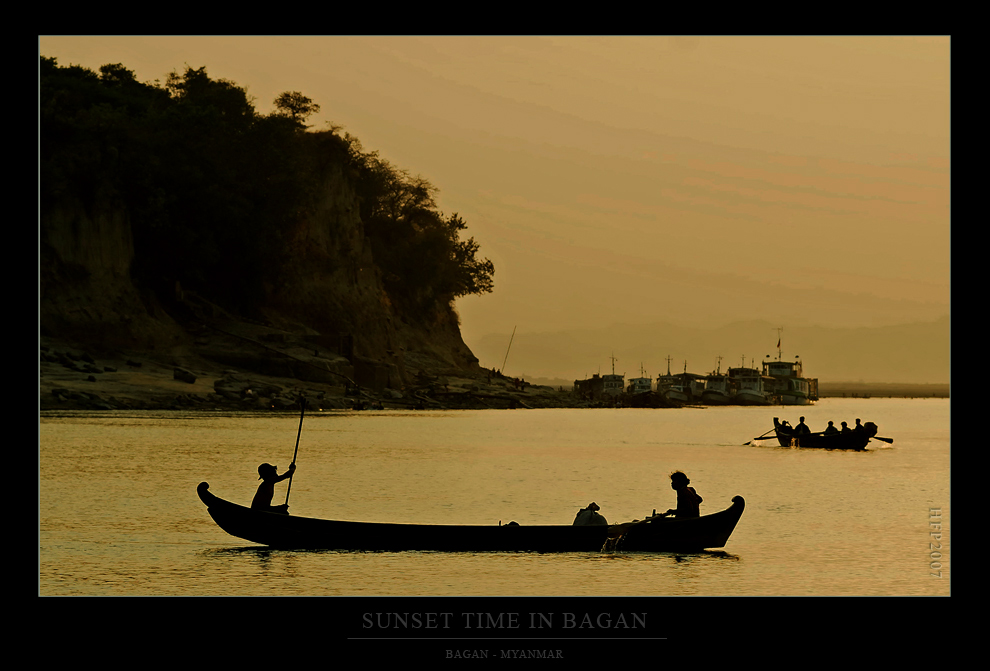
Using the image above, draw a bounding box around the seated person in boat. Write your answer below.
[252,462,296,514]
[824,421,839,435]
[795,417,811,435]
[662,471,703,518]
[573,502,608,525]
[853,418,866,434]
[840,421,851,434]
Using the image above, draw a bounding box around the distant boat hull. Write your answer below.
[778,393,813,405]
[733,390,772,406]
[701,390,731,405]
[197,482,745,552]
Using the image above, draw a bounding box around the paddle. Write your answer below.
[873,436,894,444]
[745,428,778,445]
[284,395,306,506]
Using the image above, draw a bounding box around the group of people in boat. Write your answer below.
[782,416,871,436]
[573,470,703,527]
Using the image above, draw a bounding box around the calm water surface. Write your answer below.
[39,398,949,597]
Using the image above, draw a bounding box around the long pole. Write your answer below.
[284,396,305,505]
[500,326,516,373]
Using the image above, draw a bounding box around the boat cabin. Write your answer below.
[602,374,625,396]
[627,376,652,394]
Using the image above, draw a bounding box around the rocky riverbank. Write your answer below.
[39,335,575,412]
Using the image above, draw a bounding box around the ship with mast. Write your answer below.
[657,356,693,404]
[761,328,818,405]
[627,363,653,395]
[701,356,733,405]
[728,356,774,406]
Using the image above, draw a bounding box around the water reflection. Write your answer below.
[596,549,739,562]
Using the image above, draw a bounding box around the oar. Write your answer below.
[284,395,306,506]
[745,428,778,445]
[873,436,894,444]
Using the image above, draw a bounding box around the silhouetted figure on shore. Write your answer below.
[824,421,839,435]
[663,471,703,518]
[252,462,296,514]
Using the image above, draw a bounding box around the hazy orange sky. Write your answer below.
[39,36,949,355]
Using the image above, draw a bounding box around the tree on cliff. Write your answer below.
[273,91,321,127]
[345,146,495,312]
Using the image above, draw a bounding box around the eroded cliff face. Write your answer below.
[269,161,479,376]
[39,161,480,383]
[40,193,187,351]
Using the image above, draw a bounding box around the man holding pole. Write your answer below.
[251,463,296,513]
[251,396,305,514]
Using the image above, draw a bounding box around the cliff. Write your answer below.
[39,157,486,410]
[40,150,496,416]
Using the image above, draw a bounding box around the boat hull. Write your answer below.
[197,482,745,552]
[733,390,771,406]
[772,417,876,450]
[700,391,731,405]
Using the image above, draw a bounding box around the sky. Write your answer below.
[39,36,950,364]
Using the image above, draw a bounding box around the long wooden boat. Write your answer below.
[772,417,878,450]
[197,482,745,552]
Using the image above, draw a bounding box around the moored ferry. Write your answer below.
[701,357,732,405]
[627,364,652,394]
[728,359,774,406]
[657,357,691,404]
[762,330,818,405]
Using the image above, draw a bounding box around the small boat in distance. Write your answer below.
[197,482,745,552]
[770,417,879,450]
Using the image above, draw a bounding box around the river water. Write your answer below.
[39,398,949,647]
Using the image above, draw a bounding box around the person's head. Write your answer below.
[841,422,848,428]
[799,416,805,422]
[258,463,278,480]
[670,471,690,489]
[827,421,834,426]
[855,418,862,425]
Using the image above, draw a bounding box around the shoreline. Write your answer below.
[817,382,949,399]
[40,339,949,414]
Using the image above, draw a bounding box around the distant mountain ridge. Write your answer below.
[471,316,950,384]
